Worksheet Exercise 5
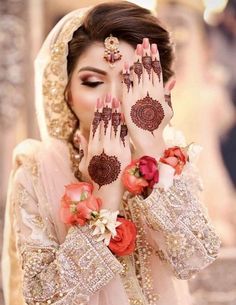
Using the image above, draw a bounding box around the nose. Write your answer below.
[108,79,123,104]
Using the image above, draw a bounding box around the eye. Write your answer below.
[81,81,104,88]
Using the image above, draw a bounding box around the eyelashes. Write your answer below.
[81,81,104,88]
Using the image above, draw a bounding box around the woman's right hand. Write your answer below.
[74,94,131,211]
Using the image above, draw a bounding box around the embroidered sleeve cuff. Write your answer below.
[134,177,221,279]
[22,225,122,304]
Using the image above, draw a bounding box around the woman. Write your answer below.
[2,2,220,305]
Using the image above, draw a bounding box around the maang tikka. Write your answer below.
[104,34,122,67]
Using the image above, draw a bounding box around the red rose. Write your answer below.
[160,146,188,175]
[108,217,137,256]
[122,160,148,195]
[60,182,101,226]
[139,156,159,188]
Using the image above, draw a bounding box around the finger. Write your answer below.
[151,43,162,88]
[73,130,87,165]
[89,98,102,146]
[122,62,132,96]
[120,113,128,148]
[164,78,176,110]
[111,97,121,142]
[142,38,152,88]
[133,44,143,88]
[100,93,112,144]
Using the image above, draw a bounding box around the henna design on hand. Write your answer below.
[164,93,172,109]
[88,150,121,188]
[101,105,112,135]
[134,59,143,84]
[142,54,152,79]
[92,110,102,138]
[123,71,131,92]
[120,123,128,147]
[152,58,162,82]
[130,92,164,135]
[112,110,121,136]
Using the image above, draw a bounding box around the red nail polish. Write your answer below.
[136,44,142,56]
[151,44,157,54]
[143,38,149,49]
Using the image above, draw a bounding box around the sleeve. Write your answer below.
[134,163,221,280]
[12,166,122,305]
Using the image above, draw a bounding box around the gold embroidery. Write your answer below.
[43,16,85,141]
[135,176,221,280]
[121,192,159,305]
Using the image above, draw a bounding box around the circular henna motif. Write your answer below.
[88,150,121,188]
[130,93,164,134]
[134,60,143,84]
[142,55,152,78]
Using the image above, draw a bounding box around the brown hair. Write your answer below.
[67,1,174,83]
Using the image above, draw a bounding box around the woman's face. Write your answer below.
[69,41,135,136]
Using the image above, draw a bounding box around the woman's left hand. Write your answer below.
[121,38,175,158]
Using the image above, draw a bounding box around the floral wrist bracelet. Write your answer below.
[122,145,191,195]
[60,182,136,257]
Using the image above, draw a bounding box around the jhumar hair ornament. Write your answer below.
[104,34,122,67]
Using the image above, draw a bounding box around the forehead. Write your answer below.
[75,40,135,72]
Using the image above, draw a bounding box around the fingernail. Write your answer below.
[97,98,103,108]
[124,61,130,71]
[112,97,120,108]
[151,43,157,54]
[105,93,111,103]
[143,38,149,49]
[168,79,176,91]
[136,44,142,56]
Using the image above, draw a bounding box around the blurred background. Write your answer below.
[0,0,235,304]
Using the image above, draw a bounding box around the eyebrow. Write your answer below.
[78,65,134,75]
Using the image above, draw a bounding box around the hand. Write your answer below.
[74,94,131,211]
[121,37,175,158]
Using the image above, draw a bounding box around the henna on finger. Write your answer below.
[165,93,172,109]
[152,58,162,82]
[112,110,121,136]
[92,109,102,138]
[88,150,121,188]
[130,92,164,135]
[101,105,112,135]
[142,54,152,79]
[120,123,128,147]
[134,59,143,84]
[123,71,132,93]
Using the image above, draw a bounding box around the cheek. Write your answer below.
[70,86,98,120]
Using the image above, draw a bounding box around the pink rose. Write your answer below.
[122,160,149,195]
[160,146,188,175]
[139,156,159,188]
[60,182,101,226]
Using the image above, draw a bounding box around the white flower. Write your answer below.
[163,126,187,148]
[187,143,203,163]
[89,209,121,246]
[155,162,175,191]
